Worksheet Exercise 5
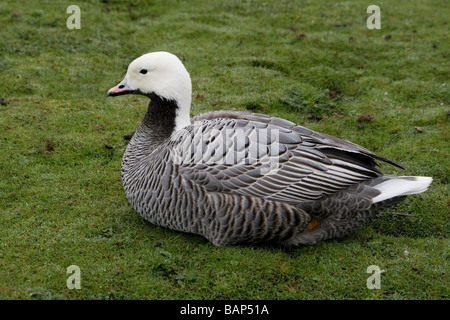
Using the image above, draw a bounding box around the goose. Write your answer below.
[107,51,432,247]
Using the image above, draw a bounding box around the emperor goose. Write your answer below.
[107,51,432,247]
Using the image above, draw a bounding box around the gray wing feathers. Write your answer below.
[192,110,403,169]
[174,111,394,203]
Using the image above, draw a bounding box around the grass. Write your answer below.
[0,0,448,300]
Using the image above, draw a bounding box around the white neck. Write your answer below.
[175,108,191,131]
[173,92,191,131]
[163,82,192,132]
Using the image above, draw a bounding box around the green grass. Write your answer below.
[0,0,448,300]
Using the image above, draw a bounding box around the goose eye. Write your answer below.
[139,69,148,74]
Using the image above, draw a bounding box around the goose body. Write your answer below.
[107,52,432,246]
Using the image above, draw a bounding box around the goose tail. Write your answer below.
[371,176,432,204]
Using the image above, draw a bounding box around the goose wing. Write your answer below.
[170,111,401,203]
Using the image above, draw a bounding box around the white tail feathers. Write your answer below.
[372,176,433,204]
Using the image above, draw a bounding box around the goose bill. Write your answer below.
[107,79,135,96]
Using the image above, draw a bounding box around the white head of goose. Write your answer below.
[107,51,432,247]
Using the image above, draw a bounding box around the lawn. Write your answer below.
[0,0,448,300]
